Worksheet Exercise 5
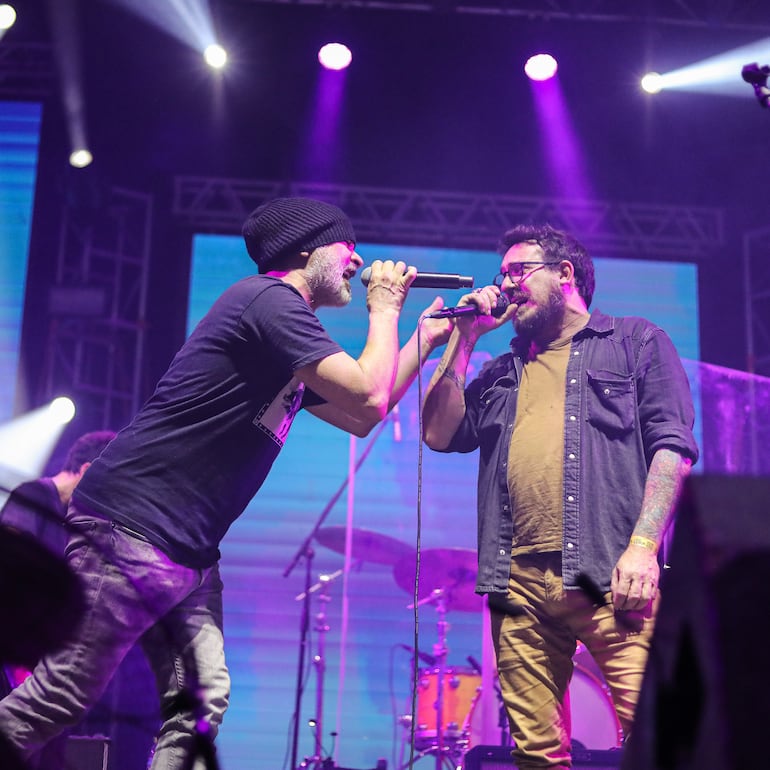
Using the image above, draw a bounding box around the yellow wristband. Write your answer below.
[630,535,658,554]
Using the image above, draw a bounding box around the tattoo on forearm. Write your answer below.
[432,335,473,393]
[635,449,691,542]
[440,367,464,389]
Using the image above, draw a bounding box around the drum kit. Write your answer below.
[313,526,622,770]
[391,546,483,769]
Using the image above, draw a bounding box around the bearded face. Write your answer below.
[304,242,355,308]
[513,271,566,342]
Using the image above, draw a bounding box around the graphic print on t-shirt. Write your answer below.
[253,376,305,446]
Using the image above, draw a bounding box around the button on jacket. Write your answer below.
[438,310,699,595]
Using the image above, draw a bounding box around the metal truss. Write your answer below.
[0,42,53,100]
[744,225,770,378]
[41,187,153,431]
[229,0,770,32]
[173,176,724,261]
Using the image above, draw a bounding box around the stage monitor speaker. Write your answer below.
[332,764,387,770]
[64,735,110,770]
[464,745,623,769]
[621,474,770,770]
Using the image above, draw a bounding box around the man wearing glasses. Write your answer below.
[422,224,697,769]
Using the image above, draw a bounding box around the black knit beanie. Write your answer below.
[242,197,356,272]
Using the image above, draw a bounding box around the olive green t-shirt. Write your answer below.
[507,337,573,554]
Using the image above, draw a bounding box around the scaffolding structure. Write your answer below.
[172,177,724,261]
[42,187,153,431]
[0,42,53,100]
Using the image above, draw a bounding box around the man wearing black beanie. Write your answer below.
[0,197,453,769]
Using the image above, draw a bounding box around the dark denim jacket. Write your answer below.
[440,310,699,594]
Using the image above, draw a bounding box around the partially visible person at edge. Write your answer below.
[421,223,698,769]
[0,431,116,768]
[0,197,453,770]
[0,430,116,557]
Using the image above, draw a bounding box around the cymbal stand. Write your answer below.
[401,589,458,770]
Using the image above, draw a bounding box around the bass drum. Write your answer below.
[465,645,622,752]
[414,666,482,749]
[568,659,623,750]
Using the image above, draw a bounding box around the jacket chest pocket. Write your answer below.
[586,370,636,435]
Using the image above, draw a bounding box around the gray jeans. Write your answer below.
[0,504,230,770]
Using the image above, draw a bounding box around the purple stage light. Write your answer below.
[318,42,352,71]
[525,53,558,81]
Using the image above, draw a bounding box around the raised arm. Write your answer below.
[422,286,516,449]
[307,296,453,436]
[297,260,415,431]
[421,327,477,449]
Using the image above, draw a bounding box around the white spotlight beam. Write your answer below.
[0,399,76,493]
[109,0,218,54]
[48,0,91,162]
[653,37,770,97]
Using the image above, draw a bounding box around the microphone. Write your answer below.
[360,267,473,290]
[399,644,437,666]
[466,655,482,675]
[391,404,402,443]
[424,294,510,319]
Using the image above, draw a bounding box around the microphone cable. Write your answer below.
[401,314,433,770]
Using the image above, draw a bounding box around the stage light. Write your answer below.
[0,4,16,31]
[48,397,76,425]
[318,43,352,71]
[644,37,770,97]
[742,62,770,108]
[525,53,558,82]
[204,43,227,69]
[641,72,663,94]
[69,149,93,168]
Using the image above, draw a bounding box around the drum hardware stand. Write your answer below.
[431,591,449,770]
[496,683,509,747]
[466,654,508,747]
[400,589,469,770]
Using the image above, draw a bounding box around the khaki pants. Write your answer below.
[489,553,656,769]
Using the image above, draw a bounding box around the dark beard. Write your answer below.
[513,285,566,344]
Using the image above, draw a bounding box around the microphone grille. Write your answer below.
[491,293,510,317]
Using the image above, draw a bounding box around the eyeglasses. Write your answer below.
[493,261,560,287]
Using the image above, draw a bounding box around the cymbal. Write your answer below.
[315,526,415,566]
[393,547,482,612]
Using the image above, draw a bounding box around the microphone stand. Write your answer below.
[283,415,395,769]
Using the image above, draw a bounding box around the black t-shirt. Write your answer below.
[74,276,343,568]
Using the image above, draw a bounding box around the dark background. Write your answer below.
[6,0,770,432]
